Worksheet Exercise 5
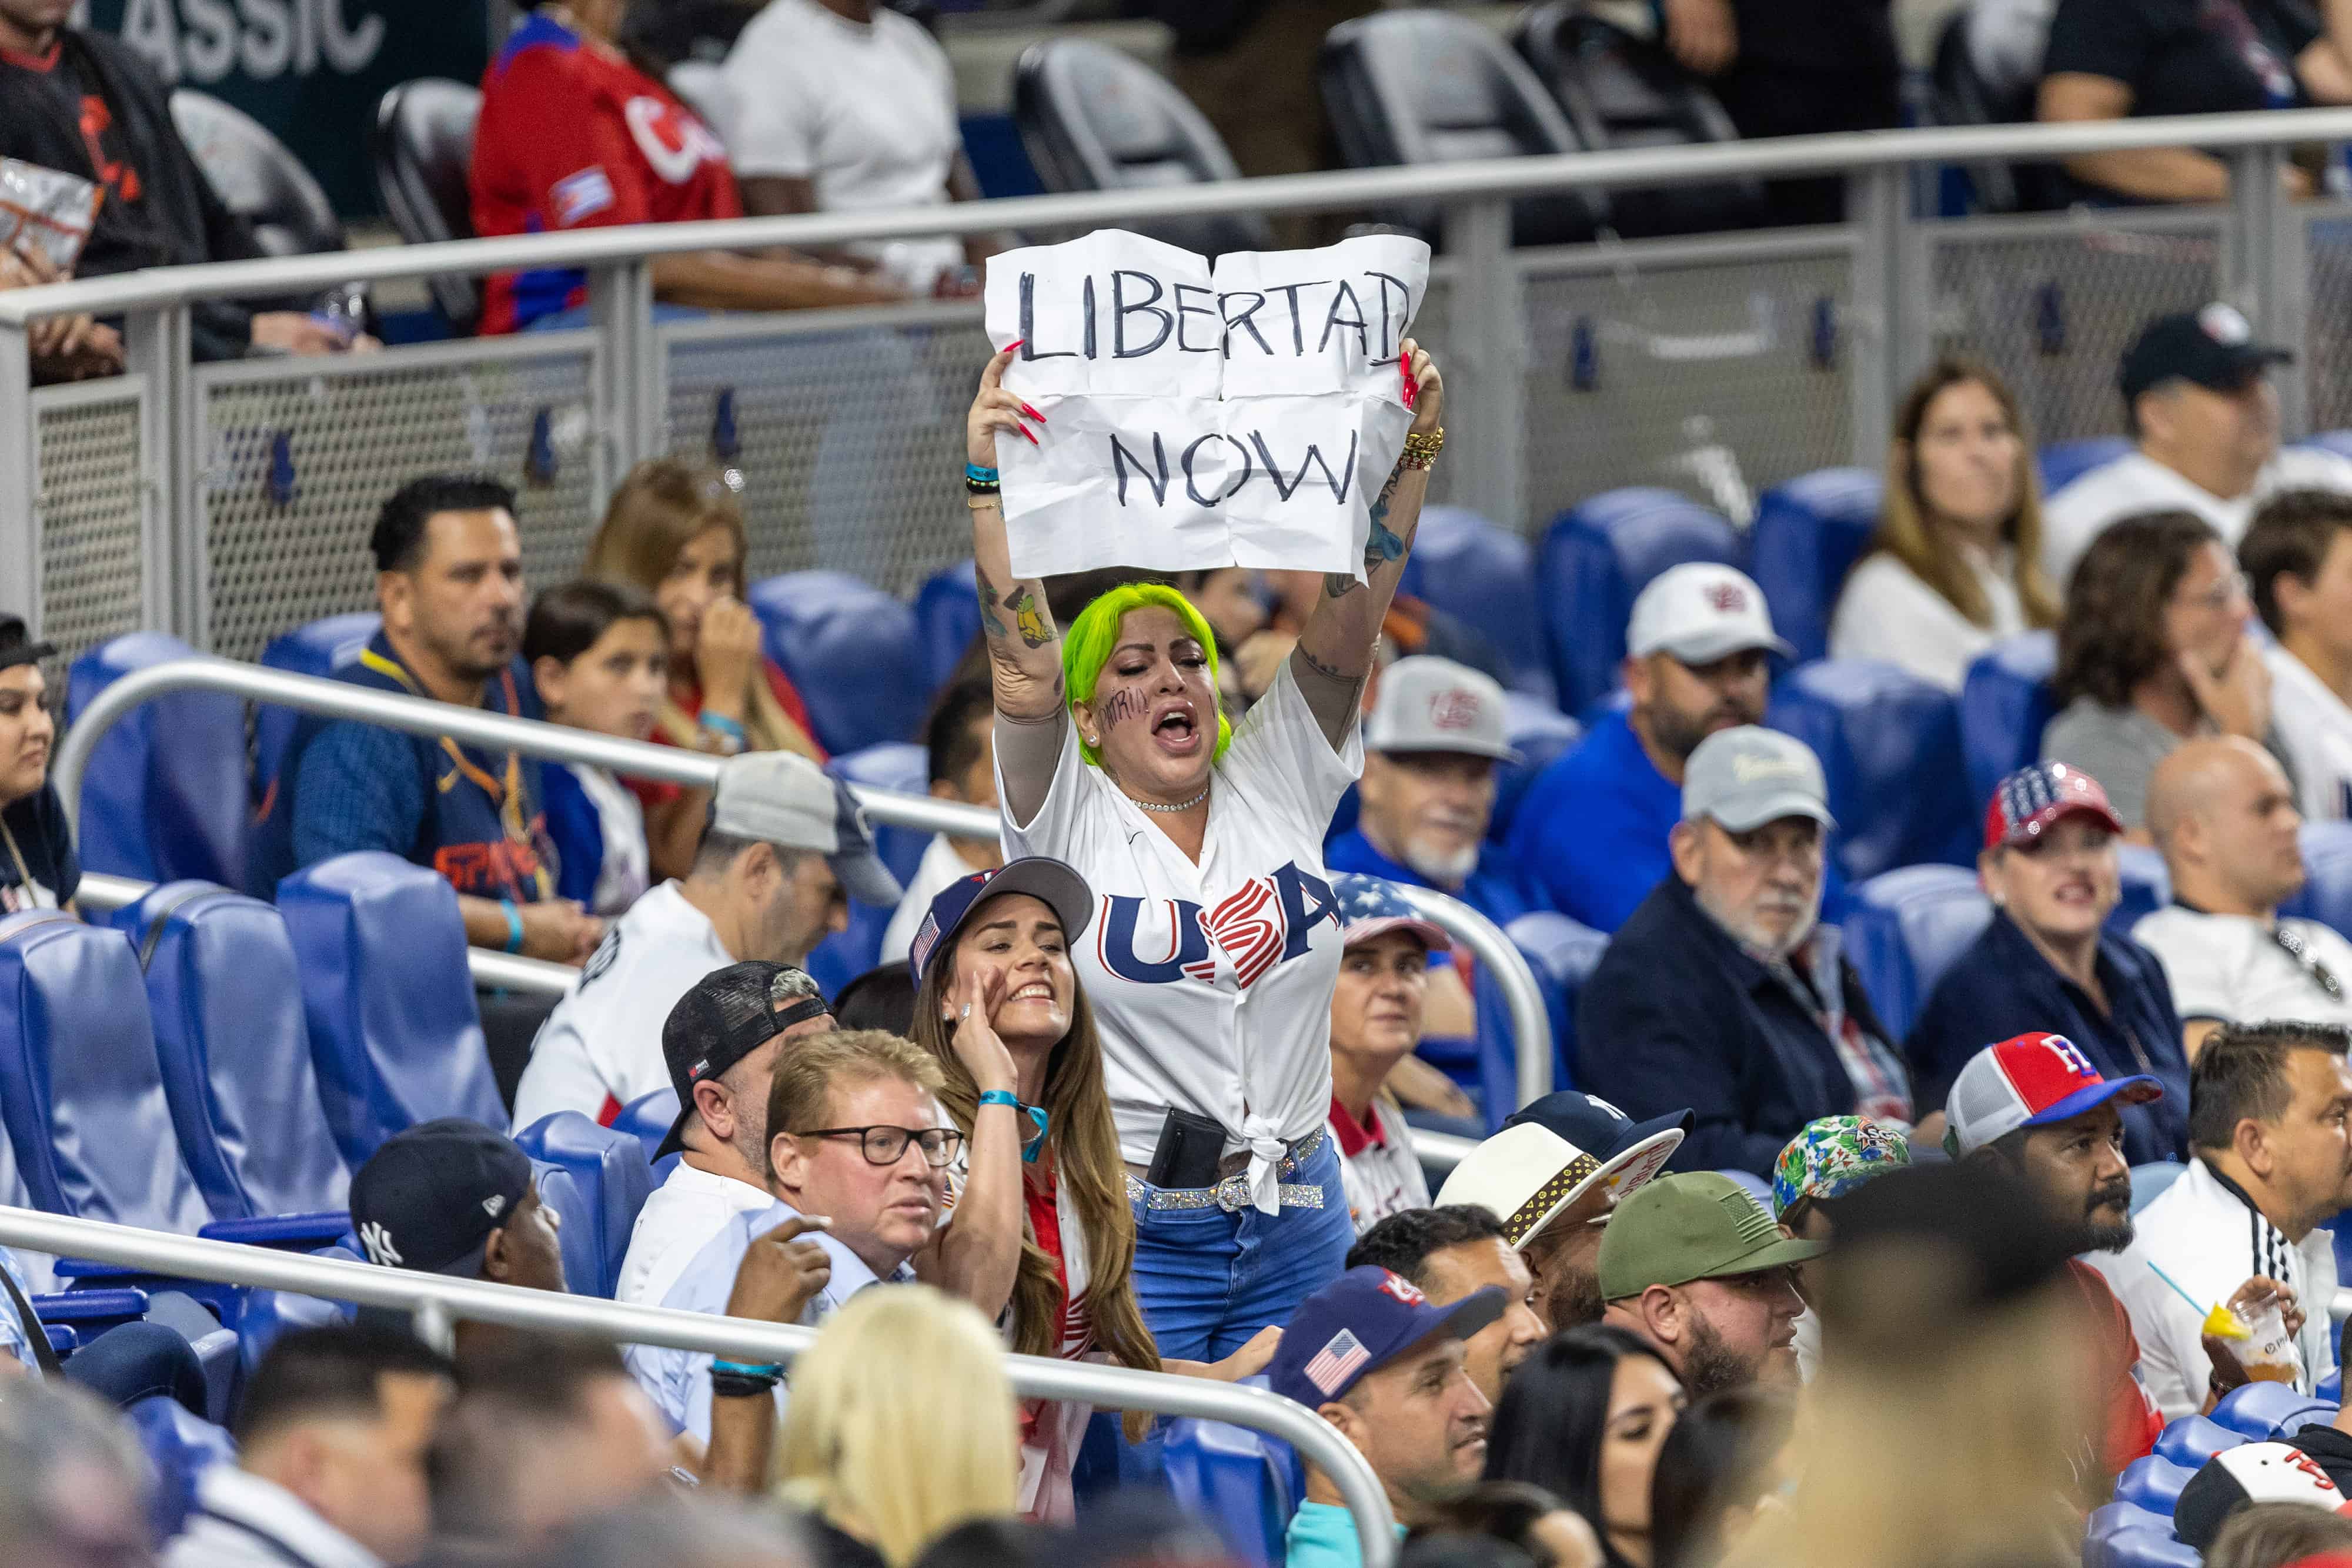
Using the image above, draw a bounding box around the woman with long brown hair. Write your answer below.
[584,456,825,879]
[904,857,1278,1518]
[1830,359,2061,691]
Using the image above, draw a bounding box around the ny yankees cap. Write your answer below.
[349,1118,535,1279]
[1943,1032,2163,1159]
[1436,1091,1686,1249]
[1626,564,1793,668]
[1333,872,1451,955]
[1681,726,1835,835]
[908,858,1097,990]
[1364,657,1521,764]
[2120,303,2293,404]
[1267,1266,1506,1410]
[2176,1442,2352,1551]
[1596,1172,1825,1302]
[1984,761,2124,851]
[657,962,833,1159]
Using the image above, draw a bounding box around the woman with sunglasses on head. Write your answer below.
[906,858,1284,1517]
[961,337,1446,1358]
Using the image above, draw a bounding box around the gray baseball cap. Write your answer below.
[1364,657,1521,763]
[709,752,903,908]
[1682,726,1836,834]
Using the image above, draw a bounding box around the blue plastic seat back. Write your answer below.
[1538,489,1745,715]
[2088,1503,2171,1544]
[108,883,349,1222]
[1959,632,2057,810]
[747,571,928,755]
[1765,660,1977,884]
[1492,697,1581,847]
[2154,1413,2244,1470]
[2209,1380,2337,1440]
[2104,1531,2201,1568]
[1508,911,1609,1093]
[1840,865,1993,1042]
[277,852,505,1167]
[253,613,380,803]
[128,1392,238,1542]
[1749,469,1885,666]
[613,1088,681,1170]
[2111,845,2171,940]
[915,560,982,691]
[2280,821,2352,941]
[2114,1452,2197,1514]
[2323,1368,2343,1403]
[2130,1161,2185,1215]
[1161,1387,1304,1568]
[236,1244,359,1376]
[527,1159,599,1300]
[514,1112,653,1299]
[2040,437,2134,499]
[2298,430,2352,464]
[65,633,248,887]
[0,912,209,1233]
[1398,506,1554,702]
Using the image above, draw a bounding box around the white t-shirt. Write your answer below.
[717,0,963,287]
[998,663,1364,1212]
[881,833,985,966]
[509,881,733,1131]
[2132,905,2352,1030]
[614,1161,776,1403]
[1331,1093,1429,1235]
[1829,546,2030,693]
[2042,447,2352,586]
[2267,644,2352,822]
[575,763,650,918]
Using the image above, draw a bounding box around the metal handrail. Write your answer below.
[2,106,2351,323]
[52,656,1552,1110]
[0,1206,1398,1561]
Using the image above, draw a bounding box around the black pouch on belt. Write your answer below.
[1145,1106,1229,1189]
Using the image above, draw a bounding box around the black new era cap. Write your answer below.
[2120,303,2293,403]
[349,1118,534,1278]
[656,962,832,1158]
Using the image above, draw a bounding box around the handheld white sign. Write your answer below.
[983,229,1431,580]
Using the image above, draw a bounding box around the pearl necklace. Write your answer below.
[1128,784,1210,814]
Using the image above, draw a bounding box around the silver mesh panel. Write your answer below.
[2303,212,2352,431]
[198,345,599,663]
[34,387,146,667]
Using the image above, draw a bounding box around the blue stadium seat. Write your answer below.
[806,741,936,994]
[277,852,505,1167]
[2103,1531,2201,1568]
[2210,1380,2335,1440]
[2298,430,2352,464]
[1398,506,1555,703]
[0,912,210,1235]
[1748,469,1884,666]
[2324,1368,2343,1403]
[107,883,349,1222]
[1765,660,1977,883]
[128,1392,238,1542]
[2040,437,2133,499]
[2280,821,2352,943]
[2130,1161,2185,1215]
[612,1088,681,1171]
[234,1244,359,1376]
[915,559,982,692]
[2112,845,2171,940]
[525,1159,600,1303]
[2087,1503,2171,1545]
[748,571,929,755]
[1492,696,1582,846]
[1507,911,1608,1093]
[1162,1385,1305,1568]
[253,612,380,803]
[514,1112,653,1300]
[2154,1413,2242,1469]
[1840,865,1993,1042]
[65,633,248,887]
[1537,488,1745,716]
[1959,631,2057,810]
[2113,1453,2196,1514]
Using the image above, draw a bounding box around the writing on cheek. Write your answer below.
[1097,687,1152,733]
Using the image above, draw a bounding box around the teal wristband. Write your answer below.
[699,711,746,741]
[499,900,523,954]
[965,463,1000,483]
[978,1091,1050,1164]
[977,1089,1022,1109]
[710,1360,784,1378]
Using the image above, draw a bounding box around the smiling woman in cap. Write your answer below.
[1906,758,2191,1168]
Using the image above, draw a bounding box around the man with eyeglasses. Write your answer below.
[2136,737,2352,1059]
[643,1027,966,1445]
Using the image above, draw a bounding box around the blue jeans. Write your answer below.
[1127,1136,1355,1363]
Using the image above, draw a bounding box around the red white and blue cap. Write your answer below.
[1334,873,1452,954]
[1945,1032,2165,1158]
[1984,761,2125,851]
[907,858,1097,989]
[1267,1266,1506,1409]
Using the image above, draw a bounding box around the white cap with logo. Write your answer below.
[1365,657,1522,764]
[1626,563,1793,667]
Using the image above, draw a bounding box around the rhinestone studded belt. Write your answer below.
[1126,1128,1327,1213]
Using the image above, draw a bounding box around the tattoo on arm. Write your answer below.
[978,579,1010,640]
[1294,638,1367,711]
[1327,463,1408,600]
[1003,585,1055,649]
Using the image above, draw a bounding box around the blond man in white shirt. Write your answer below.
[2244,488,2352,823]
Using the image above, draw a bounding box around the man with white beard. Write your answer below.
[1576,727,1914,1176]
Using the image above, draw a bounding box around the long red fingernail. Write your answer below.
[1021,402,1046,422]
[1402,356,1417,411]
[1023,425,1040,446]
[1005,338,1024,354]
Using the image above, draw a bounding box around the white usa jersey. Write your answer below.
[999,661,1363,1212]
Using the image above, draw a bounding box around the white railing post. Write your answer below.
[2229,146,2306,437]
[0,322,33,638]
[1846,166,1912,470]
[589,260,661,507]
[123,305,201,641]
[1443,197,1524,528]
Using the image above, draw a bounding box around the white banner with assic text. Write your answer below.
[982,229,1430,580]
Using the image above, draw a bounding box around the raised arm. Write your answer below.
[965,347,1067,825]
[1289,340,1445,748]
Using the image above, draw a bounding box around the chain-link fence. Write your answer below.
[2302,204,2352,432]
[34,383,148,669]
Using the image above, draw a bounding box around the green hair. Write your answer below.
[1060,584,1234,768]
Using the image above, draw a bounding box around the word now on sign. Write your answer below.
[984,228,1430,580]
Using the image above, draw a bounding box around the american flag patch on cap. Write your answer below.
[909,912,942,982]
[1304,1328,1371,1397]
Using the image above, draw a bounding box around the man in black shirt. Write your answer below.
[0,0,363,360]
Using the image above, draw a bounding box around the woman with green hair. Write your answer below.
[958,337,1448,1357]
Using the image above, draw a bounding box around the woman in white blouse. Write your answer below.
[1830,360,2062,691]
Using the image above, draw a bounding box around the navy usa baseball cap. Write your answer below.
[1267,1266,1506,1409]
[907,858,1095,990]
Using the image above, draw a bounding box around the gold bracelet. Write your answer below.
[967,493,1003,510]
[1398,426,1445,472]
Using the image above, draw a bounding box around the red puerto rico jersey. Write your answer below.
[471,11,741,334]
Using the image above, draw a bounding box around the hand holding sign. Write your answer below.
[977,229,1432,581]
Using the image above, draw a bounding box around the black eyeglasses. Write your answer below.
[2272,924,2346,1001]
[795,1125,965,1167]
